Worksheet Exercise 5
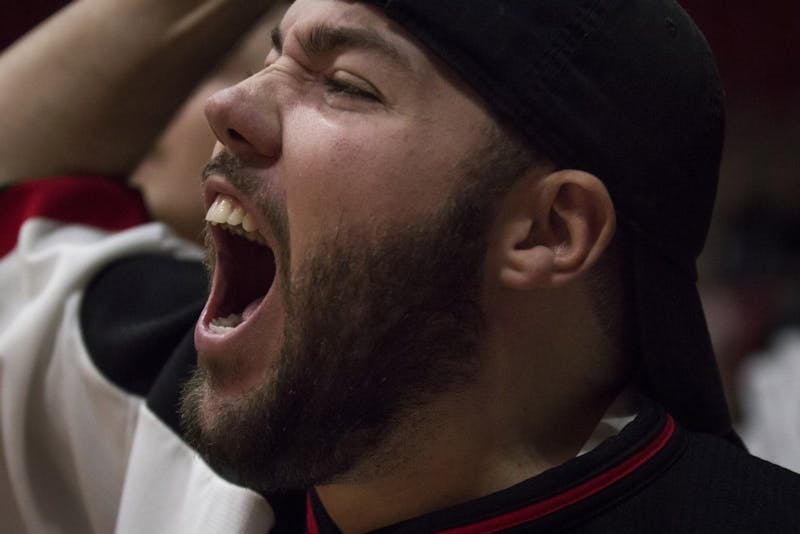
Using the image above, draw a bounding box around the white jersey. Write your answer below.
[0,177,274,533]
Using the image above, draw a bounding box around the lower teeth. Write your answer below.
[210,313,243,332]
[209,324,234,335]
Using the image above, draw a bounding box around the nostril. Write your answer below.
[227,128,245,142]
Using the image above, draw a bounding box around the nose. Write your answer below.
[204,77,282,162]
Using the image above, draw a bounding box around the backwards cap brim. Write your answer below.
[633,237,736,439]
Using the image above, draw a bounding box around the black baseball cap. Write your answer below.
[361,0,736,441]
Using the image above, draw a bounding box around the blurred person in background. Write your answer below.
[0,1,283,246]
[0,0,291,531]
[128,16,278,244]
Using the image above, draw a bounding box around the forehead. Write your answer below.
[282,0,400,40]
[278,0,495,117]
[279,0,443,78]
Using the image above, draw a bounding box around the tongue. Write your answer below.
[242,297,263,322]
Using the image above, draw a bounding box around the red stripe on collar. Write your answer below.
[439,415,676,534]
[307,492,320,534]
[305,416,675,534]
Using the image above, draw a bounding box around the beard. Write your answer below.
[181,130,534,493]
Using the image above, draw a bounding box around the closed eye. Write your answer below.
[324,76,381,103]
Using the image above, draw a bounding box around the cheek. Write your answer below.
[281,115,453,253]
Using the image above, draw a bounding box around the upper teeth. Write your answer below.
[205,194,266,244]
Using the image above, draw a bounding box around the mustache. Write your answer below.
[203,151,284,214]
[203,151,249,192]
[202,150,291,264]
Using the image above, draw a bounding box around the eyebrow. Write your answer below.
[271,24,412,70]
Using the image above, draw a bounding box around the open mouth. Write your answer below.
[204,194,277,335]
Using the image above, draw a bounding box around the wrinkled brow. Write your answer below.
[270,23,412,70]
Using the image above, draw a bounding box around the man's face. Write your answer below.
[181,0,528,491]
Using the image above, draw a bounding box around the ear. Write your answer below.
[488,169,616,290]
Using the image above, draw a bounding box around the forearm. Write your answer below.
[0,0,274,185]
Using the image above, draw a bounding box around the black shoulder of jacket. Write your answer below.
[80,254,206,412]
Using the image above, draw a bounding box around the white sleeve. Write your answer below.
[0,179,272,532]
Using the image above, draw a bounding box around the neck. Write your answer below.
[314,363,622,534]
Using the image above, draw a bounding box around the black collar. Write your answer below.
[304,398,682,534]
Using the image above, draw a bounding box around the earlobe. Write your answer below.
[491,169,616,290]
